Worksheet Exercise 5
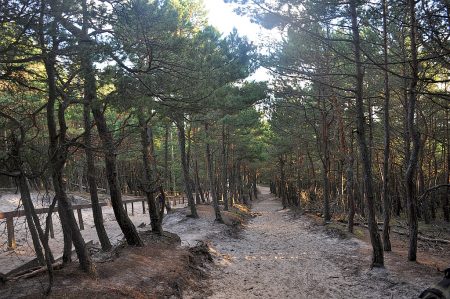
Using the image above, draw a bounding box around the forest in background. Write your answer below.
[0,0,449,294]
[232,0,449,268]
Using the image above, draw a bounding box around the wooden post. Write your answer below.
[131,202,134,216]
[77,209,84,230]
[182,196,185,204]
[6,216,16,250]
[173,197,176,206]
[124,202,128,214]
[49,215,54,238]
[142,200,146,213]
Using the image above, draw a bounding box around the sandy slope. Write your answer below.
[193,186,442,299]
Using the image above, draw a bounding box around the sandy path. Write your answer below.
[199,187,441,299]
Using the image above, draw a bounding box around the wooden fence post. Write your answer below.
[6,216,16,250]
[77,209,84,230]
[124,202,128,214]
[142,200,146,213]
[131,202,134,216]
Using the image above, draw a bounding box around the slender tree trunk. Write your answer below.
[164,123,170,189]
[405,0,420,261]
[322,160,331,221]
[18,173,45,264]
[347,154,355,233]
[444,109,450,222]
[176,119,198,218]
[279,155,287,209]
[222,124,229,211]
[193,154,201,205]
[205,123,223,222]
[83,105,111,251]
[80,4,111,250]
[253,171,258,199]
[381,0,392,252]
[350,0,384,267]
[138,115,162,233]
[194,159,205,203]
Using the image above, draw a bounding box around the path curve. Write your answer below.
[198,186,439,299]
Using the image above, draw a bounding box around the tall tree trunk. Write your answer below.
[41,17,93,270]
[205,123,223,222]
[222,124,229,211]
[194,159,205,203]
[405,0,420,261]
[164,123,170,190]
[350,0,384,267]
[80,1,111,250]
[346,154,355,233]
[381,0,392,252]
[83,104,111,251]
[444,109,450,222]
[176,118,198,218]
[138,115,162,234]
[279,155,287,209]
[321,129,331,221]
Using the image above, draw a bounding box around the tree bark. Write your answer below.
[138,114,162,233]
[176,118,198,218]
[41,15,94,269]
[92,105,143,246]
[194,159,206,203]
[381,0,392,252]
[405,0,420,261]
[444,109,450,222]
[80,0,111,251]
[350,0,384,267]
[222,124,229,211]
[205,123,223,222]
[279,155,287,209]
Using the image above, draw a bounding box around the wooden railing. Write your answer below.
[0,194,186,250]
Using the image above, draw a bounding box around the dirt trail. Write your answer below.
[194,187,442,299]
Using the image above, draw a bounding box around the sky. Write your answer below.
[204,0,261,42]
[203,0,277,81]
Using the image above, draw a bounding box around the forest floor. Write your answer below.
[186,186,448,299]
[1,187,448,298]
[0,199,250,298]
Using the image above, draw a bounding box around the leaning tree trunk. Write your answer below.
[176,118,198,218]
[18,174,46,264]
[350,0,384,267]
[92,106,143,246]
[381,0,392,252]
[82,103,111,251]
[7,132,46,264]
[405,0,420,261]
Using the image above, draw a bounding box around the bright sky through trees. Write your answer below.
[204,0,260,39]
[204,0,276,81]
